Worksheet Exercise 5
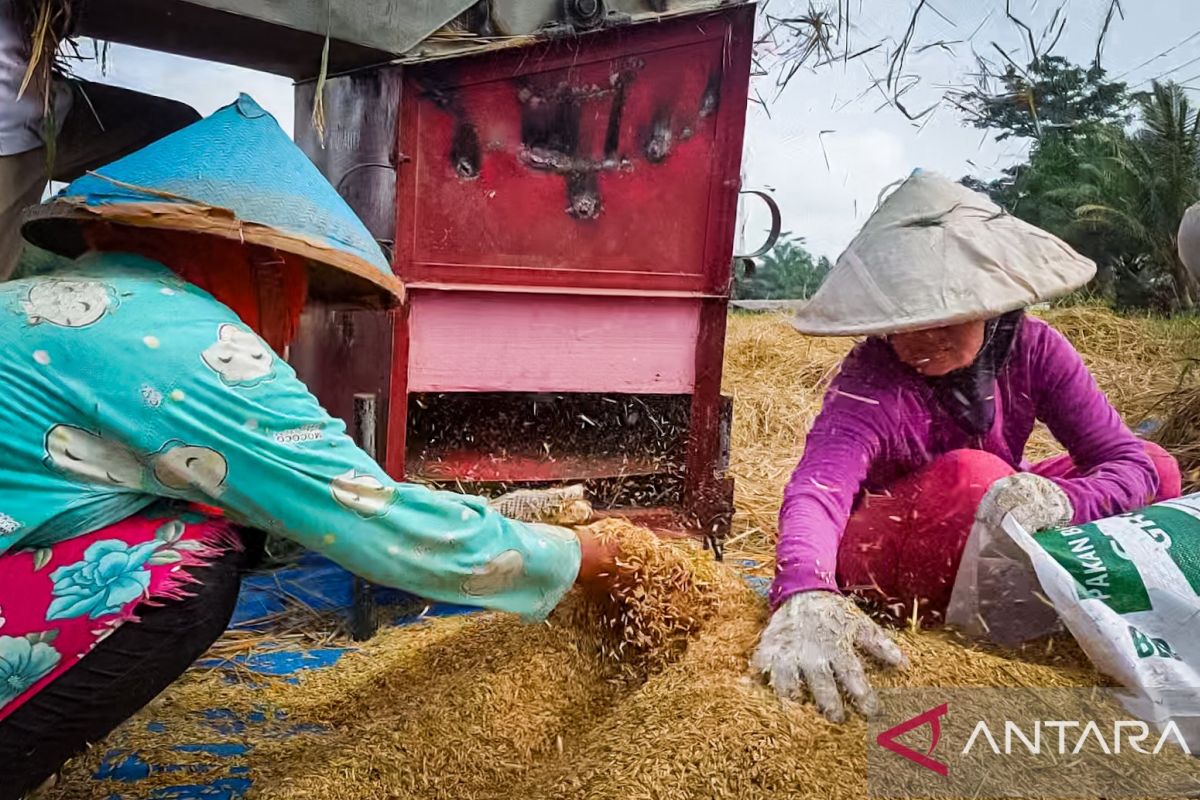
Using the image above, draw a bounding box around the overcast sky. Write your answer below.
[67,0,1200,260]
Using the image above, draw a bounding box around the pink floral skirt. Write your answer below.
[0,504,236,723]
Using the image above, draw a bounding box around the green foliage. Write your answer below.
[960,58,1133,267]
[961,53,1200,312]
[961,55,1131,142]
[961,124,1136,299]
[11,243,74,279]
[1069,82,1200,310]
[733,233,831,300]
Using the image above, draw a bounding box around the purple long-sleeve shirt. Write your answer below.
[771,316,1158,608]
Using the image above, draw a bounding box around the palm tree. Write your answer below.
[1073,81,1200,309]
[733,233,830,300]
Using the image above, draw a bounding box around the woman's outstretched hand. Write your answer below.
[572,525,621,595]
[752,590,908,722]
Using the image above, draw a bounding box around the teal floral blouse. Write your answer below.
[0,252,582,620]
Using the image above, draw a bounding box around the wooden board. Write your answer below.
[77,0,477,77]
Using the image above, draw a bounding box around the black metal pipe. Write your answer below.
[350,392,380,641]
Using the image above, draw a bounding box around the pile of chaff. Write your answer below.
[43,308,1200,800]
[46,516,1107,800]
[1149,371,1200,491]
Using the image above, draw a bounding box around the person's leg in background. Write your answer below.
[0,546,245,800]
[836,449,1016,622]
[0,146,54,279]
[1031,441,1183,505]
[0,80,199,281]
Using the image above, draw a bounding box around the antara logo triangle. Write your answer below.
[875,703,950,776]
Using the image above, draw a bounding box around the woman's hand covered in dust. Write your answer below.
[976,473,1073,533]
[572,526,620,594]
[752,590,907,722]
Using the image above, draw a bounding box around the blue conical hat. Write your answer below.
[23,94,403,304]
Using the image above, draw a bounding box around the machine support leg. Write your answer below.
[683,298,734,556]
[350,392,380,641]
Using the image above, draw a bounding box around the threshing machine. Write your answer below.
[78,0,758,547]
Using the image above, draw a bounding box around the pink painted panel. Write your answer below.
[407,291,699,394]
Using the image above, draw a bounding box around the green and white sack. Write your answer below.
[948,495,1200,742]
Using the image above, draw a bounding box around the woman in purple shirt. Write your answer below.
[752,170,1181,722]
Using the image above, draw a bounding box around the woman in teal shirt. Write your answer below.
[0,95,611,797]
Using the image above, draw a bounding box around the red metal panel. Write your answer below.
[289,304,394,451]
[384,302,411,480]
[409,452,666,483]
[680,7,753,533]
[393,7,755,295]
[684,298,736,531]
[406,290,699,394]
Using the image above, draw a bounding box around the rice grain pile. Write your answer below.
[1039,305,1195,420]
[560,519,736,672]
[44,522,1107,800]
[43,309,1200,800]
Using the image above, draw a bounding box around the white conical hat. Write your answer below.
[792,169,1096,336]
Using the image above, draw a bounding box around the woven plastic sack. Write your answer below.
[792,169,1096,336]
[948,495,1200,743]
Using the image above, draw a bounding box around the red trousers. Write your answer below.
[835,444,1182,621]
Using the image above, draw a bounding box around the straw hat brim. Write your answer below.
[788,296,1048,337]
[789,170,1095,337]
[22,199,405,308]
